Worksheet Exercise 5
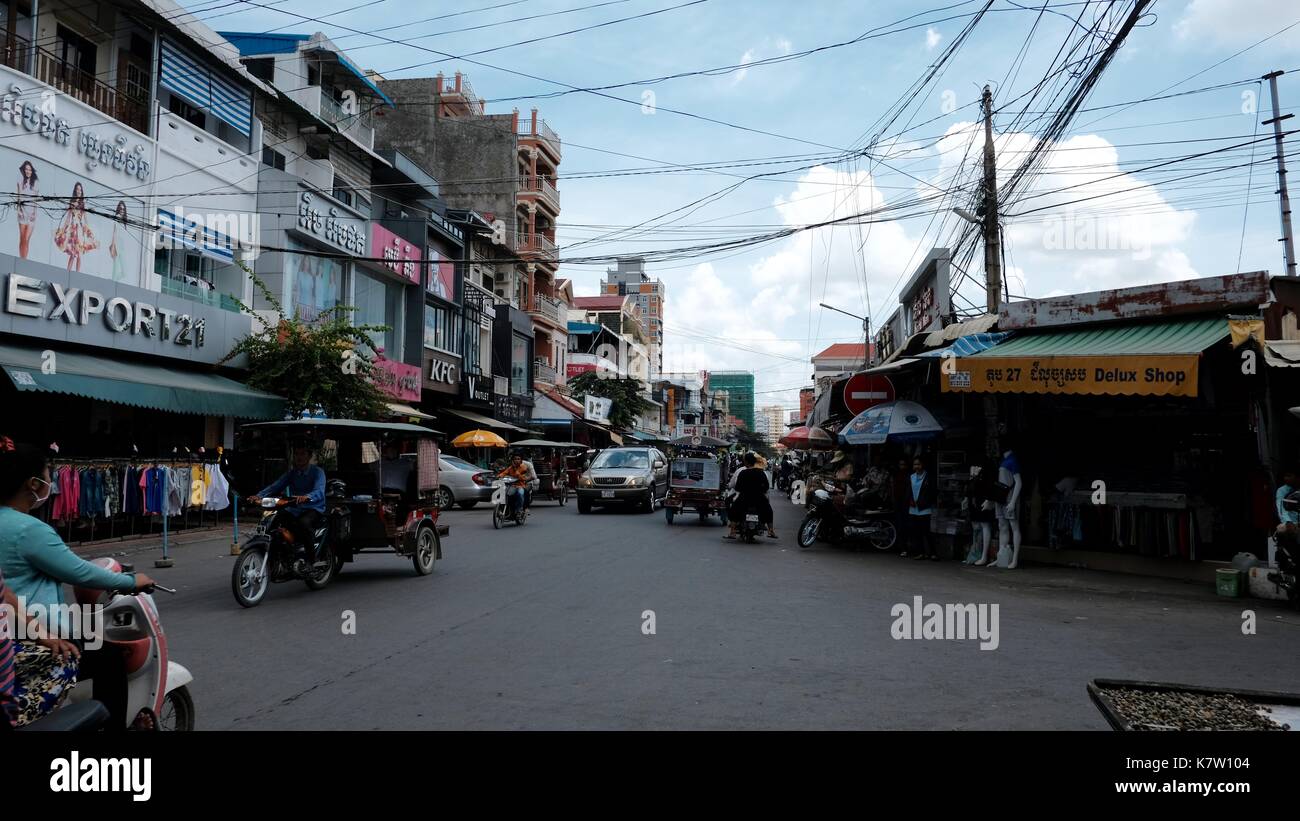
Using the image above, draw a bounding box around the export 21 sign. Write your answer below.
[941,355,1200,398]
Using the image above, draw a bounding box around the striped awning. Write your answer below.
[157,209,236,263]
[160,38,253,137]
[918,332,1011,358]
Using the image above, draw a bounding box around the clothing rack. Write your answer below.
[40,455,233,546]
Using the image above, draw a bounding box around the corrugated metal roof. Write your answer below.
[968,317,1227,358]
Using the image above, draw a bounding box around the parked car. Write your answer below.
[437,455,496,510]
[575,447,669,514]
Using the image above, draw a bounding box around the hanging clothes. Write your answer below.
[205,463,230,511]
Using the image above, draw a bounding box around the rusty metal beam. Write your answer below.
[998,271,1272,330]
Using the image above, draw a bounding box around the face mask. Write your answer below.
[30,477,51,509]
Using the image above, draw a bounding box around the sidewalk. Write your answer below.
[71,526,239,561]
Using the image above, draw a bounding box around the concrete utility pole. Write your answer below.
[981,84,1002,312]
[1264,70,1297,277]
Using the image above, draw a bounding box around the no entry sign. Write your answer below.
[842,372,895,416]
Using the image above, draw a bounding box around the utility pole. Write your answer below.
[981,84,1002,312]
[1264,70,1297,277]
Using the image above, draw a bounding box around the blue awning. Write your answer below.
[917,332,1012,358]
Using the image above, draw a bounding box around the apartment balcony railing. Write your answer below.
[534,359,557,385]
[160,278,243,313]
[463,282,497,324]
[438,72,484,115]
[530,292,566,327]
[514,232,558,262]
[517,117,562,160]
[519,174,561,212]
[11,43,149,135]
[320,89,374,150]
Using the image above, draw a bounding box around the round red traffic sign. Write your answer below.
[842,372,895,416]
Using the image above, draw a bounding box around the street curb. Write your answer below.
[71,527,237,560]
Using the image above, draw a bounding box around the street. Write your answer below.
[105,494,1300,730]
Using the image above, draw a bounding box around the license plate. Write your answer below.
[745,514,760,523]
[601,490,615,498]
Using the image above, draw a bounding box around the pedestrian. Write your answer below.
[906,456,939,561]
[1276,468,1299,527]
[893,457,912,556]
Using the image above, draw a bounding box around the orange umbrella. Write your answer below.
[452,429,507,448]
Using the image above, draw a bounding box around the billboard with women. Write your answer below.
[0,144,147,286]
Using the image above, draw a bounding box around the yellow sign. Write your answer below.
[941,355,1200,397]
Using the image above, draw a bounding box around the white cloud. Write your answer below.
[926,27,942,51]
[1174,0,1300,51]
[728,37,795,88]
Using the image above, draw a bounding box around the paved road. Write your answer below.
[124,494,1300,729]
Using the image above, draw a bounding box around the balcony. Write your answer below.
[292,155,335,194]
[514,232,558,263]
[11,43,149,135]
[160,278,243,313]
[530,292,567,328]
[320,89,374,151]
[517,115,562,161]
[534,358,557,386]
[519,174,560,213]
[438,72,484,116]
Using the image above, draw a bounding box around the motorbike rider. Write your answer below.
[0,439,155,730]
[249,441,326,563]
[497,453,536,518]
[778,455,794,491]
[725,451,777,540]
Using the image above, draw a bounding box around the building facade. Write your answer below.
[601,256,663,380]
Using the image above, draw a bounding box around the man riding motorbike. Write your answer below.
[726,452,777,540]
[249,442,326,563]
[497,453,537,518]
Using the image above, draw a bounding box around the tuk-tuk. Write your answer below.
[664,434,729,525]
[506,439,584,505]
[231,419,449,608]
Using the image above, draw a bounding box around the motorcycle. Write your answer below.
[737,509,764,543]
[1272,495,1300,608]
[62,559,196,731]
[492,476,529,528]
[798,485,898,551]
[232,492,339,608]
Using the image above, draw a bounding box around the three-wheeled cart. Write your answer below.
[664,434,729,525]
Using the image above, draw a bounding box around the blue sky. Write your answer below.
[189,0,1300,413]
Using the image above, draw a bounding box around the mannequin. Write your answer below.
[995,450,1023,569]
[965,464,995,565]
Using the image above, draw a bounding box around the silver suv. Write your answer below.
[576,447,668,514]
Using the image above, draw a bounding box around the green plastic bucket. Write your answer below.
[1216,568,1244,598]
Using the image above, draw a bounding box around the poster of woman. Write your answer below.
[53,182,99,272]
[16,160,38,258]
[0,147,142,284]
[290,247,343,322]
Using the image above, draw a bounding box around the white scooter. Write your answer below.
[63,558,196,731]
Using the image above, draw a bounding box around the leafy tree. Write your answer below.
[731,425,770,457]
[221,270,392,420]
[566,371,652,431]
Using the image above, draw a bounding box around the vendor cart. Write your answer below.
[664,435,728,525]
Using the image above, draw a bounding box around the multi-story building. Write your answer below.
[812,343,869,393]
[570,295,650,385]
[799,387,816,423]
[371,71,566,427]
[0,0,288,462]
[706,371,755,434]
[756,405,786,446]
[601,256,663,379]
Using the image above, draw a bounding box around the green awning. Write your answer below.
[0,343,284,419]
[969,316,1228,357]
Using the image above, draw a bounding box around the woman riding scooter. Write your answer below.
[0,439,156,730]
[725,452,777,540]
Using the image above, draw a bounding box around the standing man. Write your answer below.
[893,458,912,557]
[249,442,326,564]
[906,456,938,561]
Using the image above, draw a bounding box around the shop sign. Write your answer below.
[462,373,493,406]
[370,223,421,284]
[899,249,949,336]
[494,393,530,425]
[423,350,460,395]
[369,357,420,402]
[5,272,204,347]
[0,84,151,182]
[297,192,366,254]
[567,362,595,378]
[941,355,1199,398]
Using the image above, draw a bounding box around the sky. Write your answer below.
[187,0,1300,415]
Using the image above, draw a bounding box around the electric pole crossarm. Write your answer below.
[1264,70,1297,277]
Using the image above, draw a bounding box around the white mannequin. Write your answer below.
[994,450,1023,569]
[966,465,995,565]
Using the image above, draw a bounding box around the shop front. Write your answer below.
[939,314,1259,569]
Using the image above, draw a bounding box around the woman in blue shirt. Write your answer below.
[0,441,155,729]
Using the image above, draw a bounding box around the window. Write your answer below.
[423,303,462,354]
[511,333,530,395]
[285,239,346,323]
[332,180,353,208]
[354,269,403,357]
[246,58,274,83]
[462,309,482,375]
[154,247,243,304]
[305,143,329,161]
[262,147,286,170]
[166,93,206,129]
